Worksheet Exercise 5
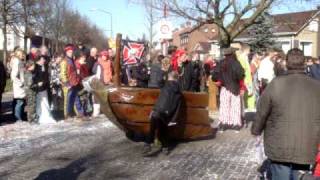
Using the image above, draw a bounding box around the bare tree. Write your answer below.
[51,0,68,52]
[20,0,40,51]
[129,0,161,59]
[0,0,21,65]
[36,0,54,46]
[151,0,277,48]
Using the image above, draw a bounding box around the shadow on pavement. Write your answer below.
[0,101,17,125]
[34,155,90,180]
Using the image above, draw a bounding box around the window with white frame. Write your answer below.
[300,42,312,56]
[279,41,291,54]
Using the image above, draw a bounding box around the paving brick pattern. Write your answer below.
[0,114,262,180]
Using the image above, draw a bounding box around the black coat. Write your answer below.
[212,58,244,95]
[252,71,320,164]
[132,63,149,88]
[0,62,6,93]
[179,61,193,91]
[87,56,97,75]
[153,80,182,120]
[32,64,50,92]
[148,62,164,88]
[191,60,201,92]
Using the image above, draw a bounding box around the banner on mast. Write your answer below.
[121,40,148,65]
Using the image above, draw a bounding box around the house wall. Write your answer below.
[187,24,218,53]
[295,28,318,57]
[172,31,181,48]
[0,26,30,52]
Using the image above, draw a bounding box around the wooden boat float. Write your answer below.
[84,34,214,141]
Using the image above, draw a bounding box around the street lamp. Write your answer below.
[90,8,113,39]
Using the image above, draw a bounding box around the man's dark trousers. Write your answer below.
[146,111,169,147]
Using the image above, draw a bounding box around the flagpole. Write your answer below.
[114,33,122,87]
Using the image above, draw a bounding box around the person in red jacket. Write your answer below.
[75,51,91,116]
[65,44,84,119]
[75,52,90,80]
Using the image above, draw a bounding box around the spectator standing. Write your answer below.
[178,52,193,91]
[237,44,255,111]
[305,57,314,76]
[310,57,320,80]
[191,54,202,92]
[11,49,26,121]
[94,50,113,85]
[168,46,178,72]
[75,52,92,116]
[148,55,165,88]
[252,49,320,179]
[257,50,278,84]
[33,56,56,124]
[65,45,84,119]
[87,47,98,75]
[212,48,245,131]
[92,51,113,117]
[25,46,38,122]
[50,54,64,119]
[250,53,263,105]
[60,51,69,118]
[0,62,6,115]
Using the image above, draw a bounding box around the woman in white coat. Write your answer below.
[10,49,26,121]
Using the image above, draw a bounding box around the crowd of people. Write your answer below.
[0,42,320,179]
[1,44,114,124]
[1,43,320,125]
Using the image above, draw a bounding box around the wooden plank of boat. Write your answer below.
[110,103,210,125]
[108,87,208,108]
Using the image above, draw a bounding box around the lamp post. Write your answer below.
[90,8,113,39]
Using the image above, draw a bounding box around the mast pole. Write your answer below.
[114,33,122,87]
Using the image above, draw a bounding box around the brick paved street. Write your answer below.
[0,93,261,180]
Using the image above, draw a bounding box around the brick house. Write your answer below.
[172,9,320,59]
[171,22,219,60]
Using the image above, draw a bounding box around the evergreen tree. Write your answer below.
[248,12,275,53]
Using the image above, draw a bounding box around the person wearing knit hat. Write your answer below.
[64,44,85,120]
[93,50,113,86]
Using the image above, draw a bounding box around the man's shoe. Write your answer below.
[143,144,162,157]
[162,147,170,155]
[142,144,152,154]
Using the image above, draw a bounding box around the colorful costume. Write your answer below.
[237,53,255,110]
[60,59,69,118]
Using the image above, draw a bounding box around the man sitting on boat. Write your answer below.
[143,71,182,156]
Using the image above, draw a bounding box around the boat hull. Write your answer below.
[87,78,214,141]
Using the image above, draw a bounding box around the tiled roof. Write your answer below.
[237,9,320,39]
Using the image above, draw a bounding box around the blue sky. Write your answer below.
[70,0,146,39]
[70,0,319,40]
